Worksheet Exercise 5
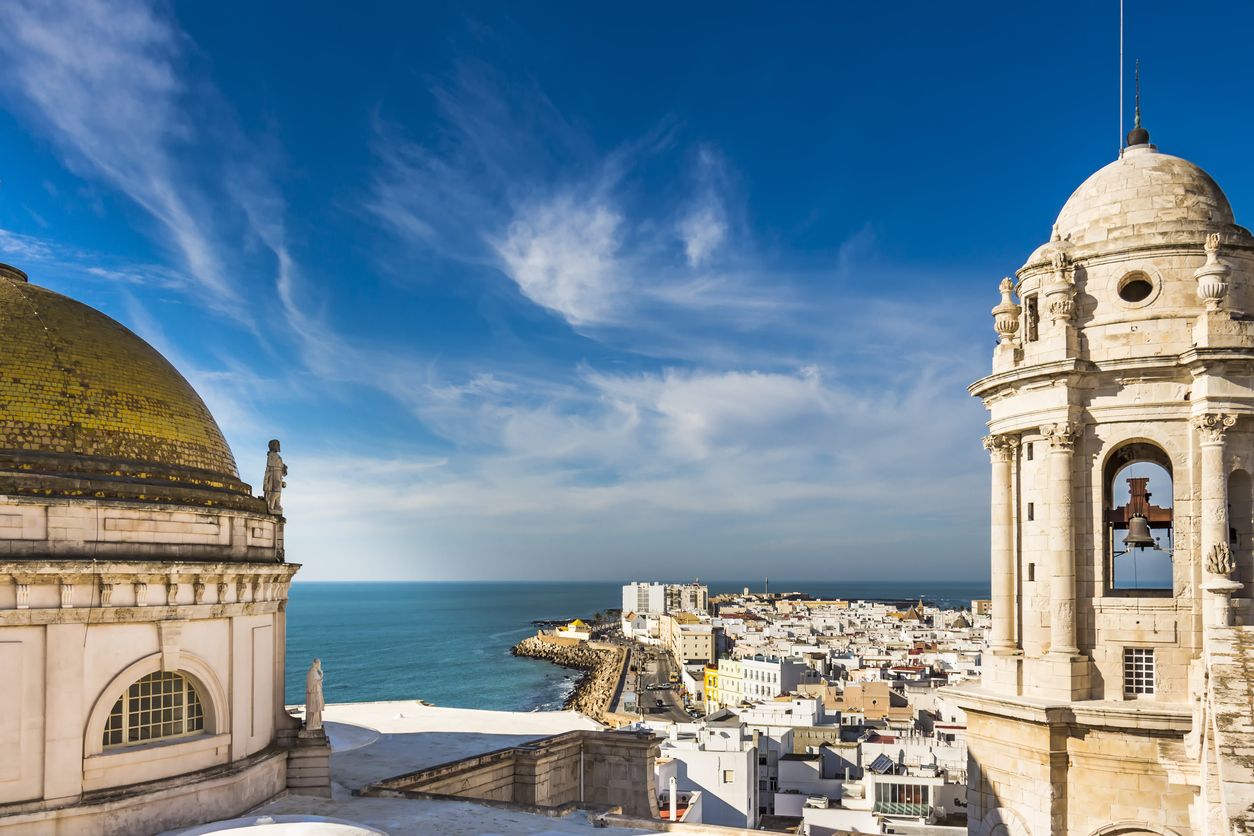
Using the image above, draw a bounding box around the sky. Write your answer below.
[0,1,1250,582]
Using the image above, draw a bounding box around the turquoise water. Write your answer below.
[282,580,989,709]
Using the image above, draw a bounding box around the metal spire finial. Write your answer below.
[1125,58,1150,147]
[1134,59,1142,129]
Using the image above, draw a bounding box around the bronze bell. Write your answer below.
[1124,514,1157,549]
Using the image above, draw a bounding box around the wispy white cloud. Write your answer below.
[0,227,53,261]
[364,63,791,336]
[492,193,624,326]
[0,0,247,316]
[677,145,730,268]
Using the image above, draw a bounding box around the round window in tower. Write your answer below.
[1117,272,1156,305]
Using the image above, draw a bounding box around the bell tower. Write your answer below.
[952,126,1254,835]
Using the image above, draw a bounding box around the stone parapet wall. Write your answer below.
[0,747,286,835]
[366,729,659,820]
[0,497,283,562]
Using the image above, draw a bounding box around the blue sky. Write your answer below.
[0,1,1249,581]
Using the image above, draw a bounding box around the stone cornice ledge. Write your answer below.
[969,359,1086,399]
[1179,347,1254,367]
[0,560,299,578]
[941,684,1191,732]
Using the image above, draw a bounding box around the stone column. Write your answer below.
[983,433,1020,654]
[1041,422,1080,657]
[1195,413,1241,628]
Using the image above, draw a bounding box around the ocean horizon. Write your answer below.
[283,579,990,709]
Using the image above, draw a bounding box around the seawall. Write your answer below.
[511,634,627,724]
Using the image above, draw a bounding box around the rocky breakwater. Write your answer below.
[511,635,626,723]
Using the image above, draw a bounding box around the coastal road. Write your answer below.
[615,645,690,723]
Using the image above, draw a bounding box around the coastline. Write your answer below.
[511,634,627,723]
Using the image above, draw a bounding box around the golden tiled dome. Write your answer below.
[0,264,244,489]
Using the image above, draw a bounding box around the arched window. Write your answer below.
[102,671,205,748]
[1105,443,1174,593]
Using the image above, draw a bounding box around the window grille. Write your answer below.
[102,670,205,748]
[1123,648,1155,697]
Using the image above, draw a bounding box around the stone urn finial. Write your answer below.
[1043,249,1076,324]
[1195,232,1231,311]
[991,277,1021,344]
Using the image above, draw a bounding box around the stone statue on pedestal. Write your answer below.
[305,658,324,731]
[264,439,287,515]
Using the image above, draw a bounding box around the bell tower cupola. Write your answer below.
[952,130,1254,836]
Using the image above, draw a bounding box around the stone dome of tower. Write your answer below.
[0,263,256,507]
[1052,144,1236,247]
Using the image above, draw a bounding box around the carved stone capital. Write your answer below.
[1039,422,1081,451]
[1193,413,1237,444]
[982,433,1020,463]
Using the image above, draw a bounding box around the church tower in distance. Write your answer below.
[953,122,1254,835]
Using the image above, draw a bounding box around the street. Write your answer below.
[613,644,692,723]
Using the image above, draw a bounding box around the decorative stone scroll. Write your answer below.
[15,583,29,609]
[1039,421,1081,451]
[1206,543,1236,576]
[60,583,74,609]
[216,581,229,603]
[1193,413,1237,443]
[99,583,113,606]
[134,581,148,607]
[194,581,206,604]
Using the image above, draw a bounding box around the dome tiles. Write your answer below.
[0,264,251,501]
[1052,144,1235,248]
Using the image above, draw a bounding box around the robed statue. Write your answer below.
[305,658,325,731]
[264,439,287,515]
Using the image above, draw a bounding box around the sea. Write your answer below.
[283,580,989,710]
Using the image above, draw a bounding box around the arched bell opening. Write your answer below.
[1104,443,1174,594]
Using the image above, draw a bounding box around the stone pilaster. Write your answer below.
[983,433,1020,654]
[1041,421,1081,657]
[1195,413,1242,629]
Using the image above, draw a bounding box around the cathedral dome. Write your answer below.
[1052,144,1235,247]
[0,264,255,505]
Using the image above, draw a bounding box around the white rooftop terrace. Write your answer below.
[229,701,656,836]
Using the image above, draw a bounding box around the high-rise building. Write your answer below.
[952,123,1254,833]
[622,581,708,615]
[622,581,666,615]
